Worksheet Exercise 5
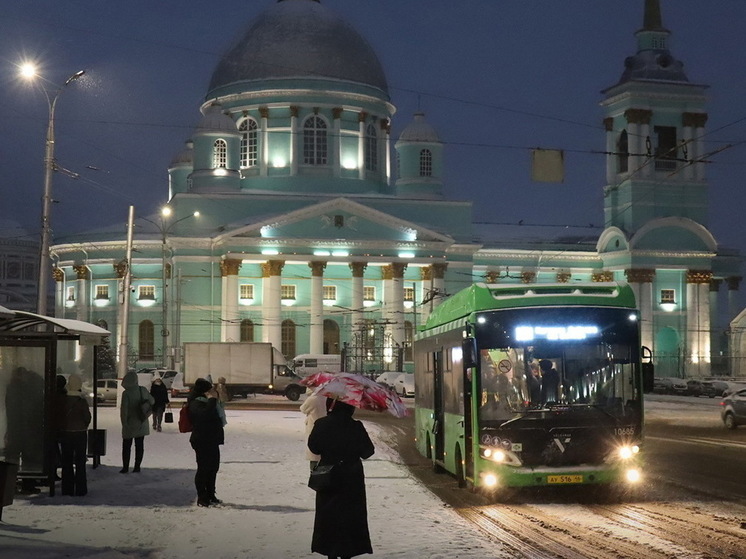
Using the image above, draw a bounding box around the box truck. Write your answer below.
[183,342,305,401]
[292,353,342,377]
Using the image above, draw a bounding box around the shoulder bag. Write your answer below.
[138,386,153,422]
[308,462,338,492]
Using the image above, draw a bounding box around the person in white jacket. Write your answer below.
[299,389,327,470]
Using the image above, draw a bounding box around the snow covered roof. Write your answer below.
[207,0,388,97]
[398,113,440,143]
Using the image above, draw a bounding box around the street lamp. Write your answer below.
[140,207,199,367]
[20,63,86,316]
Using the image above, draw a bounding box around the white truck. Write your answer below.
[182,342,305,401]
[292,353,342,377]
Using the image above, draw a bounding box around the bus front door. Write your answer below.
[433,350,445,463]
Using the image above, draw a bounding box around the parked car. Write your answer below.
[721,388,746,429]
[708,380,732,397]
[391,372,415,398]
[170,372,190,398]
[652,377,688,395]
[376,371,402,389]
[137,368,179,389]
[95,379,119,402]
[686,379,720,398]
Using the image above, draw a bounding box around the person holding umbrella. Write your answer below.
[308,397,374,559]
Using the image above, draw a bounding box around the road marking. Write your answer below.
[646,435,746,450]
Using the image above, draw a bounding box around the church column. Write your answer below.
[383,263,407,365]
[709,278,723,370]
[603,117,615,183]
[357,112,367,180]
[73,265,90,322]
[683,112,708,181]
[686,270,712,377]
[431,263,448,310]
[625,269,655,351]
[259,107,269,177]
[308,261,327,354]
[727,276,742,322]
[332,107,342,177]
[624,109,652,178]
[220,259,242,342]
[53,267,65,318]
[261,260,285,350]
[349,262,367,337]
[290,106,299,176]
[382,119,391,184]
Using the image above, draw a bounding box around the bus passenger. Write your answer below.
[539,359,560,404]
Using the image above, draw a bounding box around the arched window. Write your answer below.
[138,320,154,360]
[240,319,254,342]
[281,319,296,359]
[419,149,432,177]
[617,130,629,173]
[303,116,328,165]
[364,123,378,172]
[323,319,340,355]
[213,139,227,168]
[239,119,258,168]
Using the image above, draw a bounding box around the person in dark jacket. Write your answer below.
[120,370,155,473]
[188,377,226,507]
[60,374,92,496]
[149,378,170,432]
[308,398,375,559]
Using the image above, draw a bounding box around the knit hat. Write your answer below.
[67,373,83,393]
[193,378,212,395]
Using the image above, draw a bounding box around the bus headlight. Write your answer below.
[482,473,498,488]
[625,468,641,483]
[618,445,640,460]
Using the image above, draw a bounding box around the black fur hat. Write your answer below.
[193,378,212,395]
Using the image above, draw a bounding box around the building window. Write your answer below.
[213,139,228,168]
[419,149,432,177]
[138,320,155,360]
[303,116,328,165]
[7,262,20,279]
[654,126,677,171]
[323,285,337,303]
[617,130,629,173]
[363,286,376,306]
[323,319,340,354]
[403,286,414,302]
[364,123,378,172]
[281,319,296,359]
[239,284,254,300]
[239,119,258,168]
[95,285,109,300]
[660,289,676,303]
[281,284,296,300]
[138,285,155,300]
[66,286,75,302]
[240,319,254,342]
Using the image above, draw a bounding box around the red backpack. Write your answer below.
[178,403,193,433]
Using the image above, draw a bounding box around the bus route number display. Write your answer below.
[514,325,600,342]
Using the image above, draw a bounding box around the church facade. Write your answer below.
[51,0,741,378]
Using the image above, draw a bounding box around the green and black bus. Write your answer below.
[414,282,649,493]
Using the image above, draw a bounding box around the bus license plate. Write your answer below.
[547,475,583,484]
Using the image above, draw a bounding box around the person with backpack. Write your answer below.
[187,378,226,507]
[119,370,155,473]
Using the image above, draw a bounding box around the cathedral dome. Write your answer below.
[398,112,440,143]
[207,0,388,99]
[197,105,237,132]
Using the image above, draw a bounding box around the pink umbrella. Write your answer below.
[301,372,408,418]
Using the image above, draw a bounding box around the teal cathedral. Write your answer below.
[51,0,743,378]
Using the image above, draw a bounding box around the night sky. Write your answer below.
[1,1,744,290]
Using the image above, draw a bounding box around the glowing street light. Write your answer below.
[20,62,86,315]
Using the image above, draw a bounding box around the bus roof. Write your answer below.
[421,282,637,331]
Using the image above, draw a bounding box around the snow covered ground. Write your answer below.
[0,398,506,559]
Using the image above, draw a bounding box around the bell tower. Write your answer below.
[600,0,709,235]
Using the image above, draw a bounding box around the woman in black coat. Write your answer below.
[149,378,170,431]
[308,399,375,559]
[187,378,225,507]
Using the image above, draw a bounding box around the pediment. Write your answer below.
[214,198,454,244]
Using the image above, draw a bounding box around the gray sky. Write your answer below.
[1,1,744,283]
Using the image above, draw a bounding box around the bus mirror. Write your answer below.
[462,338,478,369]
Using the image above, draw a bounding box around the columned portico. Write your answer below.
[73,265,90,323]
[53,267,65,318]
[309,261,327,354]
[382,263,406,350]
[262,260,284,350]
[220,258,242,342]
[349,262,367,333]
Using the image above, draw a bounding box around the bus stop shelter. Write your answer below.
[0,304,109,508]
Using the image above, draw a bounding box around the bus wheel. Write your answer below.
[455,447,466,488]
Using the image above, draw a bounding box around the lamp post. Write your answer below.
[20,63,86,316]
[141,207,199,367]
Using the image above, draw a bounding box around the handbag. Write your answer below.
[308,463,336,492]
[164,404,174,424]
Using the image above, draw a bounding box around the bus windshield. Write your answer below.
[475,307,641,425]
